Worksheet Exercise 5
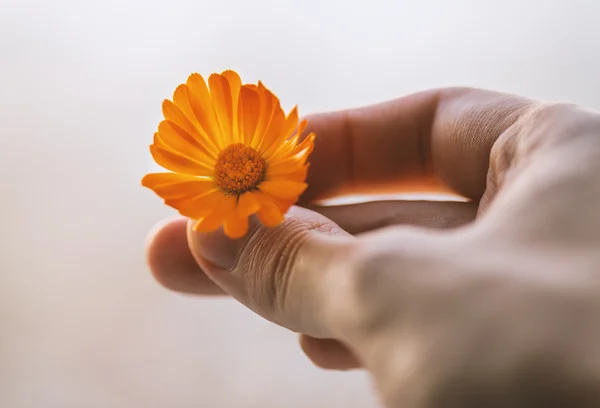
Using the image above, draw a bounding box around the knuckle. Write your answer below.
[336,227,475,344]
[324,247,396,335]
[299,243,381,335]
[329,228,445,337]
[348,248,400,307]
[486,101,600,210]
[488,122,519,186]
[515,102,600,156]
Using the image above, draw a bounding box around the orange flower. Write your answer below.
[142,70,315,239]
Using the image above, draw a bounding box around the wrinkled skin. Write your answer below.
[146,88,600,408]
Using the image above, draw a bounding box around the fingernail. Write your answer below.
[190,216,262,272]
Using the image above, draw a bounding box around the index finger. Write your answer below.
[300,87,535,204]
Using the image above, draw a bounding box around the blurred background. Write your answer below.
[1,0,599,407]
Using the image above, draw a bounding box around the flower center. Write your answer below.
[214,143,266,193]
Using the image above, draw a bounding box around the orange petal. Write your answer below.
[157,121,216,164]
[193,194,237,232]
[271,135,315,165]
[223,212,249,239]
[237,85,261,146]
[261,191,295,214]
[237,191,261,217]
[265,143,313,175]
[185,73,223,150]
[266,164,309,183]
[288,131,315,157]
[262,106,299,158]
[256,99,285,153]
[258,180,307,199]
[281,106,300,140]
[264,157,304,175]
[169,189,224,219]
[162,100,206,145]
[222,70,242,140]
[251,191,284,227]
[171,86,220,157]
[266,120,309,160]
[251,83,276,148]
[150,145,213,176]
[209,73,234,145]
[152,180,216,200]
[142,172,200,188]
[142,173,216,199]
[173,84,199,127]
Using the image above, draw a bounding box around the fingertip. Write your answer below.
[145,215,184,249]
[299,335,362,371]
[146,216,226,295]
[146,216,186,273]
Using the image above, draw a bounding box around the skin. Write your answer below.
[145,87,600,407]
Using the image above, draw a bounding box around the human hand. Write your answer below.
[146,88,600,407]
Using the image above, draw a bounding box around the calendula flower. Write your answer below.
[142,70,315,239]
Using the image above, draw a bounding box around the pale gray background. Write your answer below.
[1,0,599,407]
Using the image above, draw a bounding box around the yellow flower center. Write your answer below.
[214,143,266,193]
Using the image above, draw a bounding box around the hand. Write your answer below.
[146,87,600,407]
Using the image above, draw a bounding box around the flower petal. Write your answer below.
[261,192,295,214]
[193,194,237,232]
[237,191,261,217]
[222,70,242,141]
[265,142,314,175]
[142,173,216,200]
[162,100,199,139]
[265,164,309,183]
[170,189,224,219]
[223,212,249,239]
[173,84,199,127]
[157,121,216,164]
[258,180,307,199]
[251,191,284,227]
[209,73,234,145]
[153,180,216,200]
[256,99,285,153]
[142,172,200,188]
[280,106,300,141]
[270,133,315,164]
[251,82,276,148]
[264,157,303,175]
[238,85,261,146]
[185,73,223,150]
[288,131,316,157]
[266,120,309,161]
[262,106,299,158]
[150,144,213,176]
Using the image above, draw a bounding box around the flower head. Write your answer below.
[142,70,315,239]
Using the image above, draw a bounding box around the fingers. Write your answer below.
[299,335,362,371]
[313,200,477,235]
[300,88,534,203]
[146,217,225,295]
[147,86,534,298]
[146,200,477,296]
[147,216,365,373]
[188,206,355,337]
[146,217,372,376]
[184,205,453,348]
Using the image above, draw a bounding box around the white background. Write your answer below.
[1,0,599,407]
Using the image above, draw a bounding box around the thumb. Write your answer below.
[187,206,354,337]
